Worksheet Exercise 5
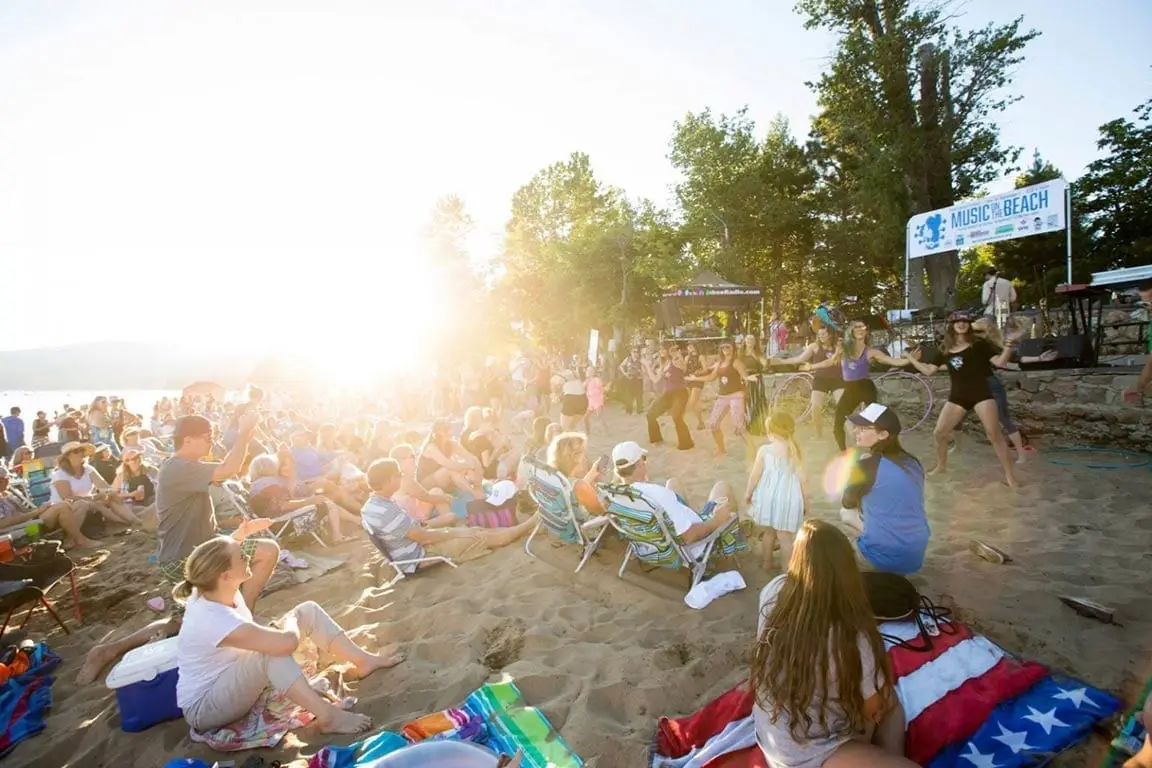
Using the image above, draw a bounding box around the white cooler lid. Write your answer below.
[105,636,179,689]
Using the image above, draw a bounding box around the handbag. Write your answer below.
[862,572,955,652]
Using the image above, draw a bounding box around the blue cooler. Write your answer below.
[104,636,183,732]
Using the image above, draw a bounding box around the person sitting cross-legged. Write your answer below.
[175,535,402,735]
[361,459,534,573]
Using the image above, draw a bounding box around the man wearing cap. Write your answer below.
[610,440,739,559]
[837,403,930,575]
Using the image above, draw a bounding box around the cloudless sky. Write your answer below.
[1,0,1149,356]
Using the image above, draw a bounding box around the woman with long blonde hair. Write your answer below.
[687,339,751,456]
[751,520,914,767]
[174,536,402,735]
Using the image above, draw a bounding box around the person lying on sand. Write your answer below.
[175,535,402,735]
[361,459,534,574]
[610,440,736,556]
[75,412,280,687]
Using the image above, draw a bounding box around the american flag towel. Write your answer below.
[650,619,1119,767]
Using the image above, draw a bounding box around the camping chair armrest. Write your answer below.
[579,515,610,532]
[693,515,739,546]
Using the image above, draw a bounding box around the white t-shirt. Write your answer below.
[631,481,707,559]
[48,466,101,504]
[981,277,1016,314]
[175,591,253,710]
[753,576,879,768]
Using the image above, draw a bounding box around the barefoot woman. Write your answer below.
[176,535,403,735]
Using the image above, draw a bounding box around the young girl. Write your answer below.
[744,412,806,570]
[751,520,914,767]
[584,366,606,433]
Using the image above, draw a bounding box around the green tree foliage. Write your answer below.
[497,153,686,348]
[798,0,1038,308]
[1076,97,1152,271]
[669,110,817,323]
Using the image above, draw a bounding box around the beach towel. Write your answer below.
[649,619,1119,767]
[189,641,320,751]
[0,642,61,758]
[307,679,583,768]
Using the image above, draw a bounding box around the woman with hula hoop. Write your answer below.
[902,311,1020,487]
[687,339,753,457]
[769,325,844,439]
[802,320,910,451]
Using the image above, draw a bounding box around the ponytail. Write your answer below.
[170,535,235,604]
[172,579,194,603]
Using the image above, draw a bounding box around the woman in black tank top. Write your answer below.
[688,340,751,456]
[769,326,845,439]
[416,419,485,499]
[683,343,708,430]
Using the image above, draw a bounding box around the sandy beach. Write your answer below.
[6,405,1151,767]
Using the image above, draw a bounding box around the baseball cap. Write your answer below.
[611,441,648,469]
[847,403,902,436]
[173,415,213,445]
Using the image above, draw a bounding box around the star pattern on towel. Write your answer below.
[990,722,1035,754]
[960,743,1003,768]
[1053,686,1099,710]
[1022,706,1070,735]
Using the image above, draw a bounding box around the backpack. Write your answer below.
[862,572,955,652]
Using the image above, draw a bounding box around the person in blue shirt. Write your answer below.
[837,403,930,575]
[1,407,25,452]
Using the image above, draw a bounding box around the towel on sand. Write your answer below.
[650,619,1119,768]
[0,643,61,758]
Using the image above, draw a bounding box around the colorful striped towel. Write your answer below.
[308,679,583,768]
[0,643,61,758]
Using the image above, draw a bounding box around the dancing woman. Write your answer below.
[687,339,750,456]
[770,325,844,439]
[644,345,694,450]
[741,333,769,437]
[684,342,708,430]
[802,320,909,451]
[902,311,1019,487]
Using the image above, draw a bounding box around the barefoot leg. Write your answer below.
[76,618,179,685]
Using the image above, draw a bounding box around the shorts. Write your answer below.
[812,377,845,394]
[948,383,994,412]
[560,394,589,417]
[425,533,492,565]
[158,537,261,584]
[707,393,746,431]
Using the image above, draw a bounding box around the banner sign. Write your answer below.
[906,179,1067,259]
[662,287,762,298]
[587,329,599,366]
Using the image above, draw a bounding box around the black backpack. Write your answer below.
[862,572,955,652]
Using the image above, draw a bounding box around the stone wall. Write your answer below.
[998,366,1152,450]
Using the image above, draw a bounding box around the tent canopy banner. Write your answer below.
[661,271,763,300]
[907,179,1067,259]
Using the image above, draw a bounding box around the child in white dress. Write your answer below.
[744,412,807,570]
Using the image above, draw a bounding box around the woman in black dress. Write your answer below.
[683,342,708,430]
[742,333,769,437]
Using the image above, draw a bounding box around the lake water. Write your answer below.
[0,390,196,420]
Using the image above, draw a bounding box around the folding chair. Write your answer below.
[523,456,610,572]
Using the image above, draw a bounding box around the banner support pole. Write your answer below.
[1065,185,1073,285]
[904,232,911,310]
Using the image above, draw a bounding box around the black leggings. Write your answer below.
[647,389,694,450]
[833,379,879,451]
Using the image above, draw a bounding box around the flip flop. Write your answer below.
[969,540,1010,564]
[146,597,165,613]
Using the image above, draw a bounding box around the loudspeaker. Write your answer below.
[1017,334,1094,368]
[655,298,682,330]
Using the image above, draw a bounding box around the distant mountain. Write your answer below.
[0,343,259,390]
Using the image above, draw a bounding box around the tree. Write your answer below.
[1076,97,1152,271]
[799,0,1039,308]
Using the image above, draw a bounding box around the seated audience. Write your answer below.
[247,453,358,542]
[461,407,509,480]
[278,440,363,516]
[91,444,120,485]
[361,459,533,572]
[50,441,141,530]
[115,448,159,532]
[611,440,736,558]
[388,444,458,527]
[0,466,44,528]
[751,519,914,767]
[175,536,401,734]
[836,404,930,575]
[546,432,606,519]
[415,419,484,499]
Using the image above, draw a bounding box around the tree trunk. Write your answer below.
[916,43,960,308]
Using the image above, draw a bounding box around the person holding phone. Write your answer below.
[546,432,607,518]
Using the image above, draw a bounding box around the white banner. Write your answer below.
[906,179,1067,259]
[587,329,599,366]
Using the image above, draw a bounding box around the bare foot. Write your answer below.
[713,450,726,459]
[76,644,120,685]
[64,536,104,551]
[926,465,947,477]
[317,707,372,735]
[1005,474,1019,488]
[350,644,405,679]
[1015,454,1027,465]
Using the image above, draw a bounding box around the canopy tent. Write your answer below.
[181,380,226,401]
[657,271,765,337]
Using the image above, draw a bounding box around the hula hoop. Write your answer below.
[1044,447,1152,470]
[772,373,814,422]
[875,371,935,432]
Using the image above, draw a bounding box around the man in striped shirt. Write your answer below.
[362,460,535,575]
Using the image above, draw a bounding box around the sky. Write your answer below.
[1,0,1149,357]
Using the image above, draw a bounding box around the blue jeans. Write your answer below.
[987,375,1017,435]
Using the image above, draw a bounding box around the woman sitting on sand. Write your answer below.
[385,444,458,527]
[114,448,159,532]
[835,404,930,575]
[751,519,915,767]
[175,535,402,734]
[416,419,484,499]
[248,453,360,541]
[50,441,143,531]
[547,432,606,519]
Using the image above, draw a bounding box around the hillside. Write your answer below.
[0,343,258,390]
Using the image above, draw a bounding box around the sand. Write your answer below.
[6,405,1151,767]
